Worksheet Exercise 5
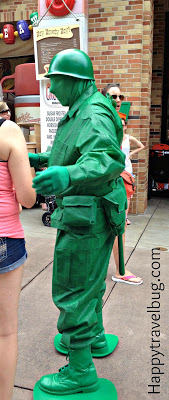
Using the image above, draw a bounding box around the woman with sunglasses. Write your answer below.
[102,84,124,111]
[0,102,11,121]
[0,116,36,400]
[102,84,143,285]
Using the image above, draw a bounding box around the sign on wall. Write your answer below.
[40,80,68,151]
[34,8,88,151]
[34,23,80,79]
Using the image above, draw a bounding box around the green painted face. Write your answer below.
[49,75,74,107]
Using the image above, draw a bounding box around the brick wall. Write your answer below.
[150,0,169,149]
[0,0,38,22]
[1,0,167,214]
[88,0,154,213]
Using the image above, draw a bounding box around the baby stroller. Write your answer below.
[148,143,169,198]
[42,195,57,227]
[34,164,57,227]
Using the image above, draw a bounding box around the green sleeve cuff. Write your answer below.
[66,165,84,185]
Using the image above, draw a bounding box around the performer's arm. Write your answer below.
[66,112,125,187]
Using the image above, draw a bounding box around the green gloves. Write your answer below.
[32,166,70,196]
[28,152,51,168]
[28,153,40,168]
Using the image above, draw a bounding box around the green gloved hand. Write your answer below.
[28,153,40,168]
[28,152,51,168]
[32,166,70,195]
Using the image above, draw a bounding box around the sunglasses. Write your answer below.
[111,94,124,101]
[0,109,11,114]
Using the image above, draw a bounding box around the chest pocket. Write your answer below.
[49,139,68,167]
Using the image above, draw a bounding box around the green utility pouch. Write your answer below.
[102,177,127,236]
[62,196,97,227]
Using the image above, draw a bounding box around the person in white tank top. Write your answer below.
[121,133,133,175]
[121,118,145,224]
[102,84,144,285]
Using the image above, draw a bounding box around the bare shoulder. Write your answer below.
[0,120,26,160]
[0,120,23,139]
[129,134,144,148]
[0,120,26,148]
[129,135,135,142]
[129,135,139,144]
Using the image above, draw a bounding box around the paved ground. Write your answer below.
[12,196,169,400]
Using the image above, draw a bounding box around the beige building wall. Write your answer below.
[1,0,168,213]
[0,0,38,22]
[88,0,154,213]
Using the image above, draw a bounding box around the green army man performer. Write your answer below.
[30,49,127,396]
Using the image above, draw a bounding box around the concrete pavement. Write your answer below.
[12,196,169,400]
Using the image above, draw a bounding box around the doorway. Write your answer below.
[161,11,169,144]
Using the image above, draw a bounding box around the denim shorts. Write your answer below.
[0,237,27,274]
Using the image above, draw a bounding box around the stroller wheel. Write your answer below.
[42,212,52,227]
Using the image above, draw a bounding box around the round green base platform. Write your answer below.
[54,333,118,358]
[33,378,117,400]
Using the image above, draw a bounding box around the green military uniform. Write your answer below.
[31,49,126,396]
[48,83,126,349]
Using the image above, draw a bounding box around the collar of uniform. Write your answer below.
[67,83,98,119]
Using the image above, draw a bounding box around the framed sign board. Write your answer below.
[35,15,88,150]
[34,23,80,79]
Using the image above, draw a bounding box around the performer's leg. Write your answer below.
[39,228,114,394]
[53,229,114,349]
[58,235,115,353]
[91,232,115,349]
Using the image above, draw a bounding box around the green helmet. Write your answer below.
[45,49,94,80]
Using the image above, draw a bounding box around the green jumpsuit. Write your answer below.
[42,83,126,350]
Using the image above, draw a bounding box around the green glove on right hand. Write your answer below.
[32,166,70,196]
[28,153,40,168]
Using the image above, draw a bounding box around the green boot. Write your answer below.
[56,311,115,356]
[91,311,107,350]
[59,310,107,351]
[59,328,107,351]
[39,346,99,395]
[91,329,107,349]
[56,329,118,358]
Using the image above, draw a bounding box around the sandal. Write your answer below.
[112,275,143,285]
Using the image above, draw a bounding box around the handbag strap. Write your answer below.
[0,118,6,126]
[121,171,136,191]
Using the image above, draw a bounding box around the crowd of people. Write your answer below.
[0,50,145,399]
